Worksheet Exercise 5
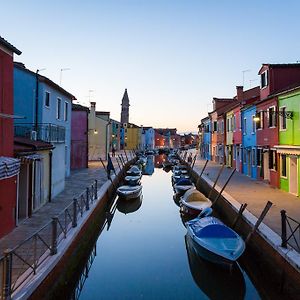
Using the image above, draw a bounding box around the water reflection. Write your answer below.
[185,234,246,300]
[142,156,154,175]
[117,196,143,214]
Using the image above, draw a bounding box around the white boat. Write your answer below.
[124,175,141,186]
[174,178,195,196]
[180,189,211,216]
[127,165,142,176]
[117,185,142,200]
[186,209,246,266]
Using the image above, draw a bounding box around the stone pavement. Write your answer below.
[0,153,130,254]
[193,157,300,237]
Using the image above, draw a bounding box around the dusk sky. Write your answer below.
[2,0,300,133]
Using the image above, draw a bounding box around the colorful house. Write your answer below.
[0,36,21,238]
[123,123,141,150]
[256,63,300,187]
[275,86,300,196]
[14,62,74,199]
[241,104,257,179]
[225,109,234,167]
[200,116,211,160]
[141,127,155,150]
[71,104,89,169]
[110,119,121,152]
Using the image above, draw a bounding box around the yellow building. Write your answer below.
[124,123,141,150]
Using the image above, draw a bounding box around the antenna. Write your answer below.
[242,69,251,87]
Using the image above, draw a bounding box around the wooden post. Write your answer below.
[72,198,78,228]
[246,201,273,243]
[124,150,129,162]
[191,154,197,169]
[51,217,58,255]
[199,160,209,177]
[281,210,287,248]
[95,180,98,199]
[3,249,12,300]
[116,157,121,170]
[208,164,225,199]
[232,203,248,229]
[212,169,236,208]
[86,188,90,210]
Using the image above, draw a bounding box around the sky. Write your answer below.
[2,0,300,133]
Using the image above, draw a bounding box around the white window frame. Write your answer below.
[279,106,287,131]
[268,106,276,128]
[252,115,256,134]
[261,70,269,89]
[281,154,288,178]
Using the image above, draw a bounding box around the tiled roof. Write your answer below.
[14,137,54,153]
[72,103,89,112]
[0,36,21,55]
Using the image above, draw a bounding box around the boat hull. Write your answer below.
[117,186,142,200]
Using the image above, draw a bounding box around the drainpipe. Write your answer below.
[49,150,52,202]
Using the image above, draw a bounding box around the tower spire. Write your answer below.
[120,88,130,124]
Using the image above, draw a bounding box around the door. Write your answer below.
[17,164,29,223]
[32,160,44,212]
[289,156,298,195]
[263,152,270,181]
[247,150,251,176]
[236,146,240,171]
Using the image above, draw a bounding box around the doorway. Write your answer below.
[289,156,298,195]
[263,152,270,181]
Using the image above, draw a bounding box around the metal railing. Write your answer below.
[14,123,66,143]
[0,180,98,300]
[281,210,300,252]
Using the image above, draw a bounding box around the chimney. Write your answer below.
[236,86,243,102]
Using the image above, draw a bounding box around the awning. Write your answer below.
[20,154,43,163]
[274,145,300,155]
[0,156,21,180]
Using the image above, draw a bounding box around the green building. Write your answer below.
[275,87,300,196]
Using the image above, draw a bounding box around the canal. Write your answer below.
[67,155,263,300]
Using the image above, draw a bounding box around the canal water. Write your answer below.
[71,155,262,300]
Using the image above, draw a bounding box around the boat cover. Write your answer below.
[176,178,193,186]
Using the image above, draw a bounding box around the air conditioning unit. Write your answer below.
[30,130,37,141]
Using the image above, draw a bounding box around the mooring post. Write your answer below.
[246,201,273,243]
[115,157,121,170]
[86,187,90,210]
[124,150,129,162]
[72,198,78,228]
[281,210,287,248]
[212,168,236,208]
[191,154,197,169]
[199,159,209,177]
[208,164,225,199]
[51,217,58,255]
[3,249,12,300]
[232,203,248,229]
[95,180,98,199]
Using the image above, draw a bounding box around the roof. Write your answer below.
[0,36,21,55]
[96,111,110,116]
[14,137,54,154]
[121,88,130,105]
[258,63,300,74]
[72,103,89,112]
[14,62,76,100]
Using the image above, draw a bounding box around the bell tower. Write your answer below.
[120,88,130,124]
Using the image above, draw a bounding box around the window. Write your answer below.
[213,121,217,132]
[243,148,247,163]
[221,120,224,133]
[280,107,287,130]
[45,92,50,107]
[64,102,68,121]
[269,150,277,170]
[227,118,230,132]
[252,148,256,166]
[233,145,236,160]
[268,107,276,127]
[243,118,247,135]
[257,148,262,167]
[256,111,264,130]
[233,115,236,131]
[261,70,268,88]
[56,98,61,119]
[281,155,287,177]
[252,115,256,134]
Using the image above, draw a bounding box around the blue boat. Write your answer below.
[186,212,245,266]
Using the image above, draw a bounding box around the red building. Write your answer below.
[256,63,300,187]
[154,130,165,148]
[0,36,21,238]
[71,104,89,169]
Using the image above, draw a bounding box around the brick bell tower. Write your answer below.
[120,88,130,124]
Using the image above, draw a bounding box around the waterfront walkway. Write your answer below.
[0,155,127,254]
[193,157,300,237]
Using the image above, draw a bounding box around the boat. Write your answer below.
[117,195,142,214]
[186,209,246,266]
[185,234,245,299]
[173,178,195,196]
[124,175,141,186]
[180,189,211,216]
[116,185,142,200]
[172,172,190,185]
[127,165,142,176]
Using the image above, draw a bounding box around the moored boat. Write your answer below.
[116,185,142,200]
[186,211,246,266]
[174,178,195,196]
[180,189,211,216]
[124,175,141,186]
[127,165,142,176]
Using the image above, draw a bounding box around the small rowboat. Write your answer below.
[180,189,211,216]
[117,185,142,200]
[174,178,195,196]
[186,213,246,266]
[127,165,142,176]
[124,175,141,186]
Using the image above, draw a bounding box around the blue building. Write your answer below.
[201,116,211,160]
[14,62,75,198]
[241,104,257,179]
[141,127,155,150]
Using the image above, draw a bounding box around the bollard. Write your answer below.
[51,217,58,255]
[95,180,98,199]
[3,249,12,300]
[86,188,90,211]
[281,210,287,248]
[72,198,78,228]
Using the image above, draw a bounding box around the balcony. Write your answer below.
[14,123,66,143]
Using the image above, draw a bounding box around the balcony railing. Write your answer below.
[14,123,66,143]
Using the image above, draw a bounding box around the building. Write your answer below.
[88,102,110,160]
[110,119,121,152]
[123,123,141,150]
[121,88,130,124]
[71,104,89,169]
[275,86,300,195]
[255,63,300,187]
[0,36,21,238]
[14,62,75,198]
[141,127,155,150]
